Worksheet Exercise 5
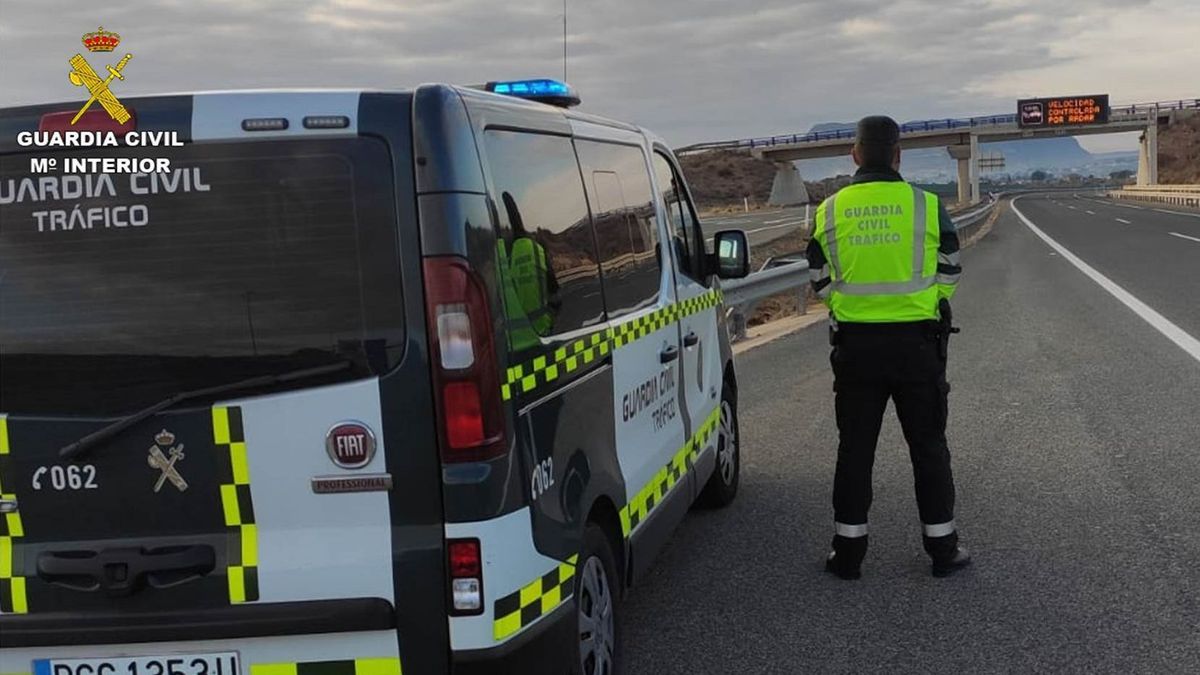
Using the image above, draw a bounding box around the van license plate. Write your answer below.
[34,653,240,675]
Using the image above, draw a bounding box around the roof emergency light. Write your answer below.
[485,79,581,108]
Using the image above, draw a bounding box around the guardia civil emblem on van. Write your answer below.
[147,429,188,493]
[68,26,134,125]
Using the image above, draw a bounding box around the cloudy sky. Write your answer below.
[2,0,1197,152]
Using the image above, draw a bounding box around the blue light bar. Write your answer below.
[485,79,580,108]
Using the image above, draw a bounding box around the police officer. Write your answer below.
[806,115,971,579]
[498,191,559,352]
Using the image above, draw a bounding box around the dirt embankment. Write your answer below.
[677,149,851,211]
[1160,114,1200,184]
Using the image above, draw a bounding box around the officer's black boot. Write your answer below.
[825,535,867,580]
[925,532,972,577]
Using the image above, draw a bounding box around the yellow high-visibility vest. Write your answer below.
[813,182,941,322]
[499,236,553,350]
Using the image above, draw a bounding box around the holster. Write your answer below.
[936,299,958,360]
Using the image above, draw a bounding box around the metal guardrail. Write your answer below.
[1118,184,1200,192]
[677,98,1200,155]
[1109,185,1200,208]
[722,196,1000,340]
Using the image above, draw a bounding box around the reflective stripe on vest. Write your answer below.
[510,237,552,333]
[498,239,545,352]
[817,182,940,322]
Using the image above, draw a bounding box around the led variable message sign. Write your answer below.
[1017,95,1109,128]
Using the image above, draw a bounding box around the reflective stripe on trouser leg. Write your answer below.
[923,520,956,538]
[835,522,868,538]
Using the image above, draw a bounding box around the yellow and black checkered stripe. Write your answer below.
[489,407,720,640]
[502,289,724,401]
[620,406,721,537]
[0,415,28,614]
[251,658,401,675]
[493,554,578,640]
[213,406,259,603]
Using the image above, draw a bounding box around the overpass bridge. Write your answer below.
[678,98,1200,206]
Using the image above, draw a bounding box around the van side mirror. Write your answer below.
[711,230,750,279]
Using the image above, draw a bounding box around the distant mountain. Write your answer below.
[809,122,856,134]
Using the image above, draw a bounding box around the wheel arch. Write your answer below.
[585,495,627,593]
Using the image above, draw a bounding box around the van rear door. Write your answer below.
[0,93,448,673]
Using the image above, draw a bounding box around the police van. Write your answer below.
[0,79,749,674]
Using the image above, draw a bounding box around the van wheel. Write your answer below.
[577,523,621,675]
[697,382,739,508]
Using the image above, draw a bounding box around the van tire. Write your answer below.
[576,523,622,675]
[697,381,739,508]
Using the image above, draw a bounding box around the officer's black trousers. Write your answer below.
[829,321,957,564]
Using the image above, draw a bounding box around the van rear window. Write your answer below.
[0,137,406,415]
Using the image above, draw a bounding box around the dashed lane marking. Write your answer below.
[1154,208,1200,219]
[1116,218,1132,224]
[1103,200,1145,210]
[1012,196,1200,366]
[1169,232,1200,244]
[1086,210,1097,215]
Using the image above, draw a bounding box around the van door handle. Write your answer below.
[683,331,699,347]
[660,344,680,364]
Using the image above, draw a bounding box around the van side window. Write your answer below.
[652,151,703,280]
[483,130,603,350]
[574,140,662,319]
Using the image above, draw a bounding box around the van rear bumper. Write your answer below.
[0,597,395,648]
[451,601,574,674]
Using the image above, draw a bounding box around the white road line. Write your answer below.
[1169,231,1200,243]
[747,220,807,235]
[1011,197,1200,365]
[1154,208,1200,219]
[1067,206,1078,210]
[1115,218,1132,224]
[1085,210,1097,215]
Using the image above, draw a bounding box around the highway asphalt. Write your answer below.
[623,196,1200,673]
[701,207,811,247]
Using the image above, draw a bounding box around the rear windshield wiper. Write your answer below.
[60,361,354,460]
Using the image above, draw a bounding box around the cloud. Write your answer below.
[839,17,888,38]
[0,0,1190,148]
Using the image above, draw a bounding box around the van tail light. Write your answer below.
[423,256,505,463]
[448,538,483,615]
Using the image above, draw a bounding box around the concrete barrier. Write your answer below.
[1109,185,1200,208]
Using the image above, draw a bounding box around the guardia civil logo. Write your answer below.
[68,26,134,125]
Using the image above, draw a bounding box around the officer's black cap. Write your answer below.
[856,115,900,147]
